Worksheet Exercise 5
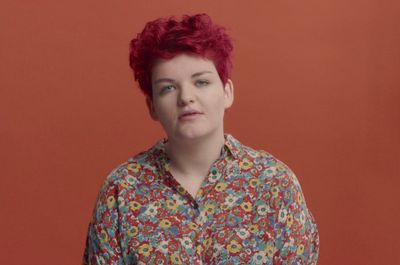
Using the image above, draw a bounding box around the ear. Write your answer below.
[146,96,159,121]
[223,79,234,109]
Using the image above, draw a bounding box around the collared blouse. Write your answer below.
[83,134,319,264]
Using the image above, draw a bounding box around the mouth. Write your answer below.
[178,111,203,120]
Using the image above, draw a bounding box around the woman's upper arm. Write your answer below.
[268,162,320,264]
[83,175,125,265]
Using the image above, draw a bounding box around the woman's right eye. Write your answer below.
[160,85,175,94]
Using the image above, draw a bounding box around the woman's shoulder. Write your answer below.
[238,140,287,168]
[99,140,165,193]
[236,139,303,188]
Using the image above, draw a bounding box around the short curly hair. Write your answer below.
[129,13,234,98]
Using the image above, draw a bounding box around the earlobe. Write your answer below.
[146,97,159,121]
[223,79,234,108]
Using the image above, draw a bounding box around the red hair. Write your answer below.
[129,13,233,98]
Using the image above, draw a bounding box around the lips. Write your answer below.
[178,110,203,119]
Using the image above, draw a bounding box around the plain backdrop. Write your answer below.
[1,0,399,264]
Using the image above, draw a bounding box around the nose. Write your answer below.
[177,84,195,106]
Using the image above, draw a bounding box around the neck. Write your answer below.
[166,131,225,178]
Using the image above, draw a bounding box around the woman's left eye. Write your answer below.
[195,80,209,87]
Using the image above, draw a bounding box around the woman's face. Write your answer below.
[147,53,234,142]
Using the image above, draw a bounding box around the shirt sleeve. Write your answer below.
[82,175,125,265]
[269,161,320,264]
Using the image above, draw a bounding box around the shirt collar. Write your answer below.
[152,133,242,161]
[222,133,242,160]
[149,134,243,183]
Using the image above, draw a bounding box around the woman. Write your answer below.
[83,13,319,265]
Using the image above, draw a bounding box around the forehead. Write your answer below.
[151,54,218,80]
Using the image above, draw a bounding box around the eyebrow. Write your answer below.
[192,71,213,78]
[153,71,213,85]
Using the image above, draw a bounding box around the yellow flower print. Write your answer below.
[297,192,303,205]
[276,164,286,172]
[138,243,153,257]
[296,244,305,255]
[177,186,186,195]
[100,229,108,243]
[164,161,171,172]
[170,253,182,264]
[249,178,260,188]
[203,237,212,249]
[166,199,178,211]
[204,203,216,215]
[227,239,242,254]
[287,214,294,226]
[188,222,198,230]
[127,226,138,237]
[127,163,141,173]
[249,224,259,233]
[266,244,276,257]
[159,219,172,229]
[196,244,204,256]
[271,185,280,196]
[120,180,129,188]
[106,196,116,209]
[239,158,254,170]
[240,202,253,212]
[215,182,228,192]
[129,201,142,211]
[221,204,229,210]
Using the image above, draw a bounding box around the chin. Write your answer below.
[178,131,205,140]
[176,127,219,141]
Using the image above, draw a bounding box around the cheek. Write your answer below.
[208,98,226,118]
[154,102,175,121]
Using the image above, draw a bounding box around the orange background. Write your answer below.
[1,1,399,264]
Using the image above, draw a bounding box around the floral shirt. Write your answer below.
[83,134,319,265]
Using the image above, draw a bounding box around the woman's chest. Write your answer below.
[118,193,278,265]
